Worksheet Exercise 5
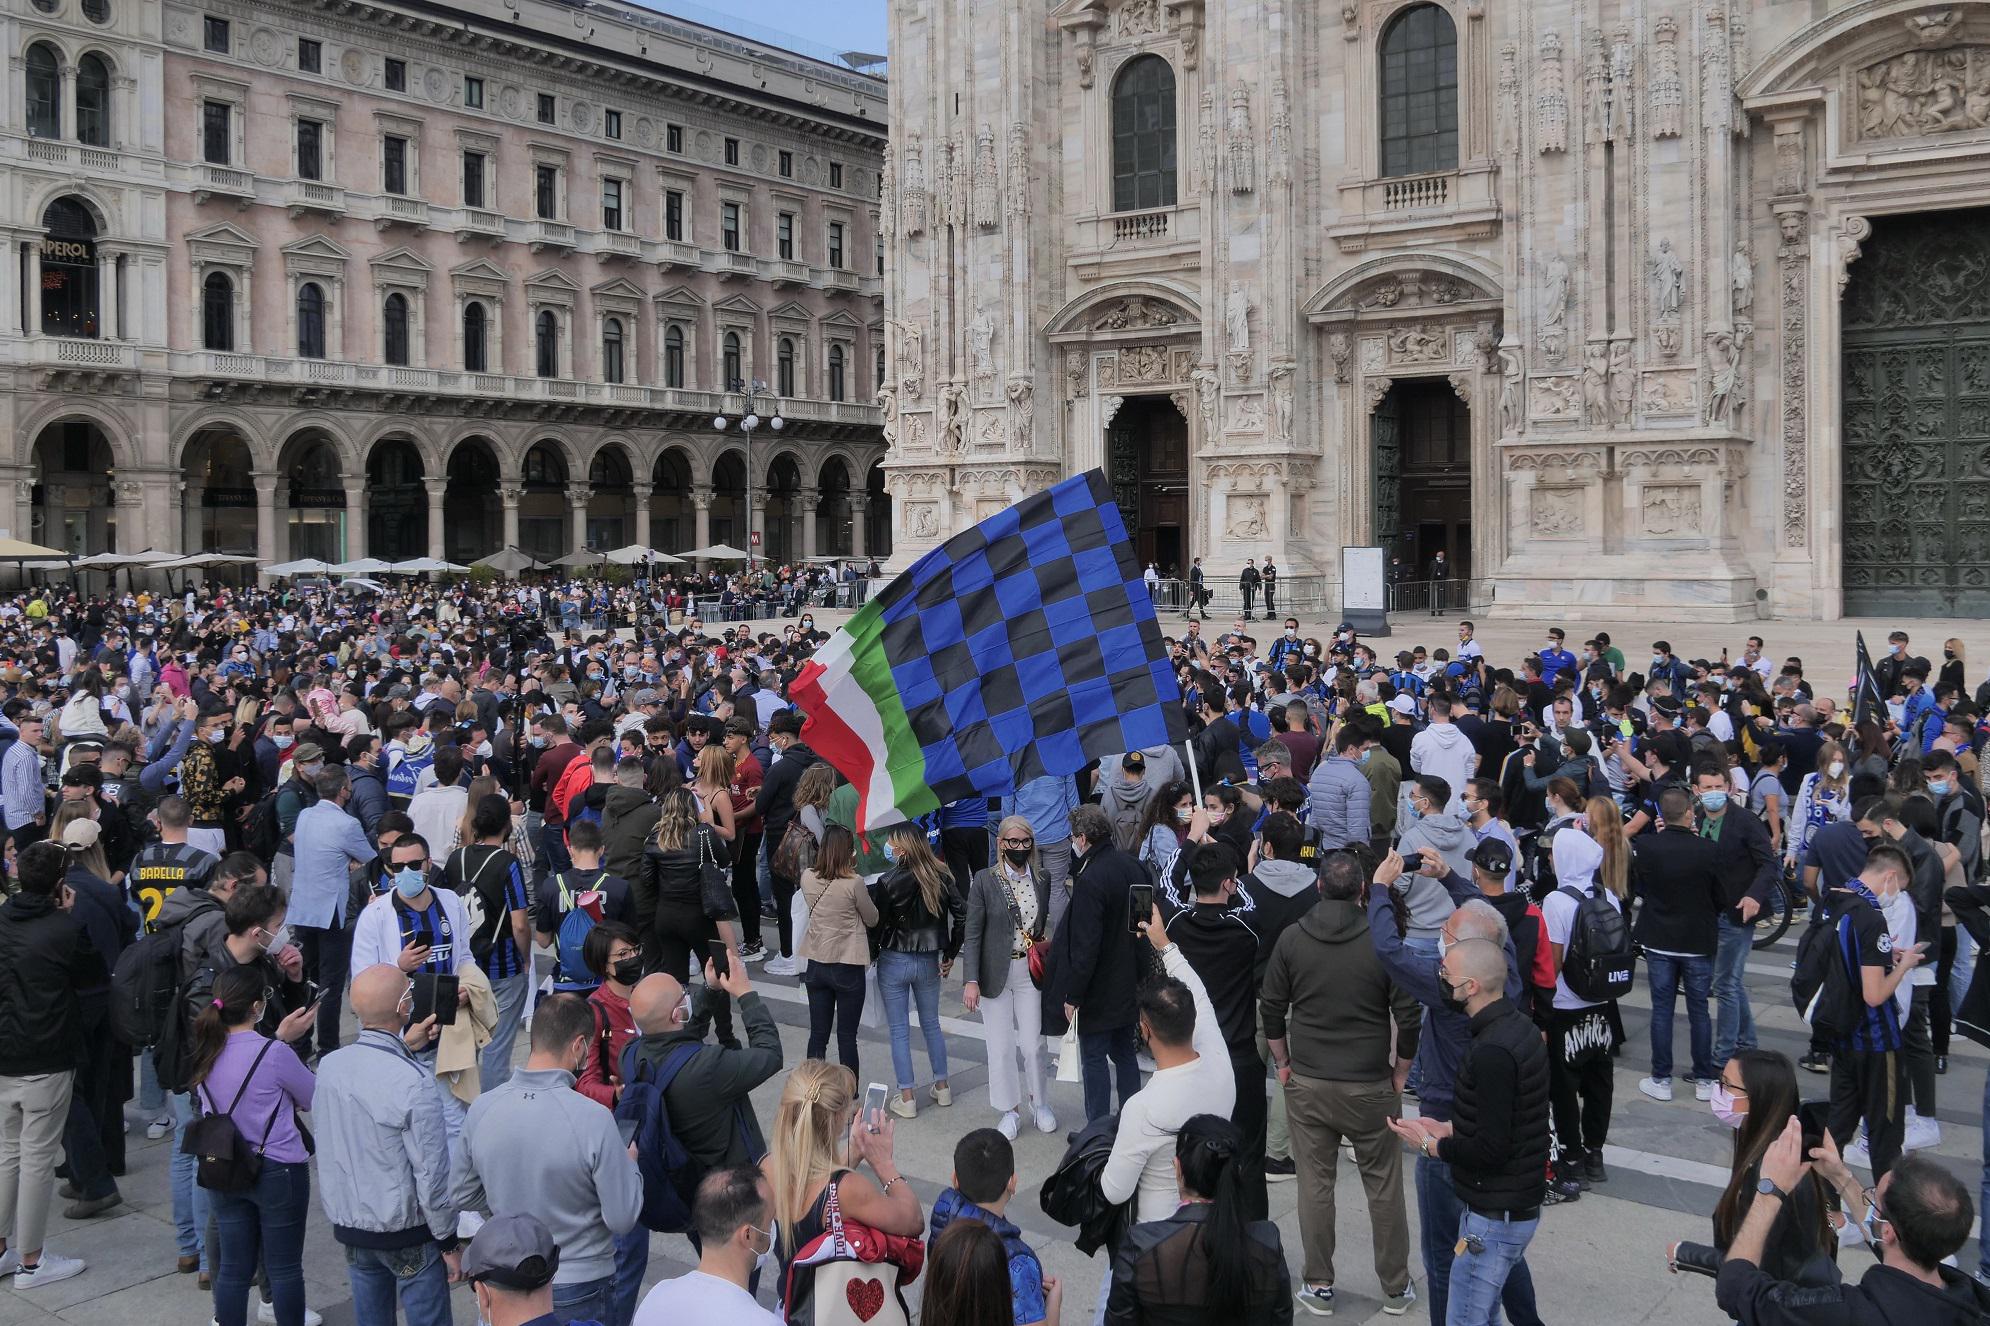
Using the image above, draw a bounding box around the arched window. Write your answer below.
[382,293,409,366]
[535,309,558,378]
[664,324,685,388]
[80,0,110,23]
[1378,3,1459,178]
[828,344,846,402]
[875,344,886,390]
[25,44,60,140]
[202,271,234,351]
[722,331,742,391]
[39,198,100,337]
[297,282,326,358]
[601,317,625,384]
[1111,55,1176,213]
[463,301,487,373]
[75,55,111,147]
[777,337,795,396]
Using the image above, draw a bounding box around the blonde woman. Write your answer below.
[872,824,965,1118]
[692,745,737,843]
[961,814,1056,1139]
[766,762,838,978]
[796,826,876,1073]
[1785,740,1853,870]
[1940,636,1965,696]
[764,1061,922,1300]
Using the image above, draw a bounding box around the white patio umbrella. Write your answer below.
[471,547,551,574]
[680,543,750,560]
[153,554,261,570]
[0,538,69,560]
[602,545,687,566]
[551,549,608,568]
[388,557,468,574]
[328,558,394,575]
[264,558,332,576]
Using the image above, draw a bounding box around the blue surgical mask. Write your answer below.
[393,866,427,899]
[1357,748,1372,765]
[1929,780,1952,798]
[1699,791,1728,812]
[881,840,897,864]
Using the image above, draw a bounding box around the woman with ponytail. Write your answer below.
[187,966,317,1326]
[1104,1114,1289,1324]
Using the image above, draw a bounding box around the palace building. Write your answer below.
[4,0,889,566]
[882,0,1990,619]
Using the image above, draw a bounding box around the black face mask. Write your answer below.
[612,956,643,987]
[1438,977,1470,1017]
[1003,848,1032,869]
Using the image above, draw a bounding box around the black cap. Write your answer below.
[1121,751,1146,771]
[1468,838,1515,875]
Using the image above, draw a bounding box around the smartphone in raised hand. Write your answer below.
[863,1082,889,1132]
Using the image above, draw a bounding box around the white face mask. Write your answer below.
[1828,761,1845,779]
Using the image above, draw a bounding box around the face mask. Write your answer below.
[612,956,643,986]
[881,840,898,864]
[1175,807,1194,825]
[205,730,226,744]
[1652,655,1666,669]
[1003,848,1031,868]
[1438,977,1469,1016]
[1930,780,1952,797]
[257,925,289,954]
[1944,649,1956,661]
[298,762,324,781]
[529,734,549,749]
[1436,934,1451,960]
[1546,640,1558,651]
[1710,1084,1745,1128]
[1700,791,1728,813]
[271,734,294,750]
[1863,1204,1887,1250]
[1357,748,1371,765]
[1304,646,1317,657]
[1828,760,1846,779]
[393,866,427,899]
[754,1219,780,1274]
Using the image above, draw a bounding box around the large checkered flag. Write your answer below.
[791,469,1187,833]
[1853,631,1886,729]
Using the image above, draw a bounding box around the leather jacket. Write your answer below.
[872,864,965,961]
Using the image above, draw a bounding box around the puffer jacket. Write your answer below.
[312,1028,457,1249]
[872,864,965,960]
[1305,754,1372,849]
[599,785,660,884]
[0,892,101,1076]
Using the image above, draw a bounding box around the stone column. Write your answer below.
[631,481,653,551]
[800,490,819,560]
[26,245,42,334]
[423,478,447,560]
[12,478,35,545]
[500,485,522,551]
[251,470,280,573]
[850,493,868,559]
[565,483,592,556]
[181,482,203,554]
[692,484,712,571]
[343,474,368,562]
[113,479,144,554]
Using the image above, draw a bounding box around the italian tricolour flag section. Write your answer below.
[790,596,938,834]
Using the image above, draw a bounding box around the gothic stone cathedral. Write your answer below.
[879,0,1990,620]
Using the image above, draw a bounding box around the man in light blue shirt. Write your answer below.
[289,765,378,1054]
[1,713,46,846]
[1000,774,1081,931]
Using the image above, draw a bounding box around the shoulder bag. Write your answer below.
[697,827,737,920]
[996,870,1050,990]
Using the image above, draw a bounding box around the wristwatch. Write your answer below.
[1755,1178,1787,1201]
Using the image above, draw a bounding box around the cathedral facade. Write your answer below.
[881,0,1990,620]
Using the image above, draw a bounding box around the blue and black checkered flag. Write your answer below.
[792,469,1188,831]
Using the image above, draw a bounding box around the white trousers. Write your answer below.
[981,955,1047,1114]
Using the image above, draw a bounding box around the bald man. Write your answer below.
[314,964,461,1326]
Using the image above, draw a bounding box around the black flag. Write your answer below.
[1853,631,1885,729]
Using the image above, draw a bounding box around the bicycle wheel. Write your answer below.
[1752,878,1795,950]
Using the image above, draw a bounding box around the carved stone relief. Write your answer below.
[1363,377,1395,414]
[1704,329,1744,427]
[968,308,996,399]
[1227,89,1256,194]
[1066,349,1088,401]
[908,503,939,538]
[1778,209,1809,548]
[938,381,967,455]
[1191,365,1220,437]
[1228,395,1266,433]
[1094,298,1182,331]
[1540,256,1570,365]
[1328,333,1353,384]
[1388,326,1448,364]
[1268,364,1294,444]
[1225,493,1269,540]
[1537,31,1568,154]
[1608,341,1635,425]
[1639,369,1697,416]
[1581,343,1611,426]
[1650,17,1683,138]
[1116,0,1164,38]
[1007,379,1034,450]
[1498,346,1524,435]
[972,124,999,230]
[975,411,1004,450]
[1530,487,1584,536]
[1856,47,1990,141]
[1649,238,1685,321]
[1530,375,1580,420]
[1642,485,1703,536]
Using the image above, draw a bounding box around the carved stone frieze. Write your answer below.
[1537,31,1568,153]
[1529,375,1579,420]
[1855,47,1990,142]
[1641,485,1703,536]
[1529,487,1584,537]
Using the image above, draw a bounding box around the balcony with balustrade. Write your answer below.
[1068,202,1202,281]
[377,195,430,231]
[1328,163,1499,252]
[282,178,346,219]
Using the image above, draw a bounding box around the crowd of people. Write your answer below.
[0,571,1983,1326]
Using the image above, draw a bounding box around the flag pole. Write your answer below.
[1185,739,1202,803]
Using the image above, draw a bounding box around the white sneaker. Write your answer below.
[146,1115,173,1140]
[998,1110,1021,1141]
[763,956,800,978]
[1639,1077,1674,1102]
[1844,1133,1872,1169]
[0,1249,19,1277]
[1693,1079,1718,1102]
[1032,1104,1058,1135]
[15,1252,85,1289]
[1905,1110,1943,1152]
[257,1301,322,1326]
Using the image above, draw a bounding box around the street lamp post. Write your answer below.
[711,377,784,570]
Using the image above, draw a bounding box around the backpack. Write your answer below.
[182,1040,277,1192]
[1792,911,1865,1040]
[1108,800,1144,854]
[554,871,602,990]
[450,847,509,962]
[613,1041,711,1233]
[1554,885,1635,1002]
[242,788,284,863]
[1521,820,1567,902]
[109,913,192,1049]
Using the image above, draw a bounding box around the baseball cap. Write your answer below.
[1468,837,1515,875]
[1121,751,1146,771]
[461,1213,560,1290]
[1650,695,1684,719]
[631,688,660,706]
[291,742,325,766]
[59,818,103,851]
[1386,693,1418,716]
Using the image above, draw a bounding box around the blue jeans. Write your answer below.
[481,971,530,1092]
[541,821,573,879]
[1079,1023,1142,1124]
[1447,1209,1541,1326]
[138,1047,166,1114]
[552,1274,614,1325]
[1645,952,1716,1082]
[1980,1068,1990,1282]
[609,1225,649,1326]
[876,949,948,1090]
[345,1242,453,1326]
[171,1091,210,1267]
[758,835,777,915]
[1712,916,1757,1067]
[212,1160,310,1326]
[1414,1155,1543,1326]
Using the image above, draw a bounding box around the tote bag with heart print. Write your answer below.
[781,1176,923,1326]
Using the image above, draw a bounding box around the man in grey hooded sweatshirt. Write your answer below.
[1390,776,1471,950]
[1409,694,1479,804]
[1100,752,1159,851]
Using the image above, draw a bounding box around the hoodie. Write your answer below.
[1239,859,1316,985]
[599,784,660,883]
[157,883,229,985]
[1410,721,1478,803]
[1394,808,1473,941]
[1259,896,1421,1082]
[1101,773,1156,845]
[1541,828,1617,1010]
[928,1190,1047,1326]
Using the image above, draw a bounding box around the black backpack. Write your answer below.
[242,789,284,863]
[1792,911,1864,1040]
[1521,821,1567,902]
[182,1040,277,1192]
[109,913,191,1049]
[1555,885,1635,1001]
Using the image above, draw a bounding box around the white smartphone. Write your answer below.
[863,1082,889,1132]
